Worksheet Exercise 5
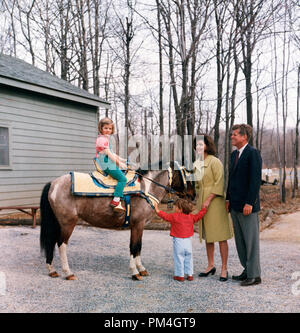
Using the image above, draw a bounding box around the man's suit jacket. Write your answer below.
[226,144,262,213]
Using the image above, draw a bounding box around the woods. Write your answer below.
[0,0,299,202]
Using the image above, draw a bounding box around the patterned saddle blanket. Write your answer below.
[70,170,141,197]
[70,159,160,228]
[70,157,142,197]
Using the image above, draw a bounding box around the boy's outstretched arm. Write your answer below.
[191,208,207,223]
[153,202,160,214]
[153,202,173,223]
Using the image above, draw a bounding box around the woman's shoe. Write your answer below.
[198,267,216,277]
[219,271,228,282]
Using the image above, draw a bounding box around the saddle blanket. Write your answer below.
[70,170,141,197]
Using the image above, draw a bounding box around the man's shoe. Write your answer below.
[110,200,125,212]
[232,272,247,281]
[240,277,261,286]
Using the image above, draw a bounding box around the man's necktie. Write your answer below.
[233,150,240,168]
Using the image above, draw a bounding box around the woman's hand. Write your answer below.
[201,199,211,210]
[201,193,216,210]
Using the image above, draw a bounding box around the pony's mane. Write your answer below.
[135,160,168,180]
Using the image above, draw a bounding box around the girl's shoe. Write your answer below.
[187,275,193,281]
[198,267,216,277]
[173,276,184,282]
[110,200,125,212]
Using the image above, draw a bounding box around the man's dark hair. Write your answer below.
[232,124,252,141]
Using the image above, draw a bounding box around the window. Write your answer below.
[0,126,10,168]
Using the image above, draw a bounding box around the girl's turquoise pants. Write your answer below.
[97,156,127,198]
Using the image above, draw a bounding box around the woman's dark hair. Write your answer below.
[193,134,216,156]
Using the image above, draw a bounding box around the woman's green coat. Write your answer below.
[194,155,233,243]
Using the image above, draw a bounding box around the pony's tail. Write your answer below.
[40,183,61,265]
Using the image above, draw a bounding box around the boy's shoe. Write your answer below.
[173,276,184,282]
[110,200,125,212]
[187,275,193,281]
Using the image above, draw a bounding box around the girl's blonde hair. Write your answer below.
[98,117,115,134]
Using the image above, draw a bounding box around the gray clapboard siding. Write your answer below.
[0,100,96,127]
[0,69,108,214]
[0,54,110,214]
[13,142,95,155]
[0,190,42,201]
[0,93,97,121]
[1,183,51,193]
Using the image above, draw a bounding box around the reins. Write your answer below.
[134,170,177,194]
[133,166,189,198]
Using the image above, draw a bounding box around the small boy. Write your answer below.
[154,199,207,281]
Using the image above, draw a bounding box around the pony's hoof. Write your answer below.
[139,270,149,277]
[48,271,60,278]
[132,274,143,281]
[66,274,77,280]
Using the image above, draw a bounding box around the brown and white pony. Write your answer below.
[39,163,195,281]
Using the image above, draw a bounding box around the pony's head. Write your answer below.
[169,161,196,201]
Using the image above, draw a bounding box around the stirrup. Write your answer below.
[112,202,125,212]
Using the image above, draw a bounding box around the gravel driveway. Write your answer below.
[0,224,299,313]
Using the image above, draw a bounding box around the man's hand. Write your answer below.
[243,204,253,216]
[225,201,230,212]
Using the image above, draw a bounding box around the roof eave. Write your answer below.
[0,76,111,109]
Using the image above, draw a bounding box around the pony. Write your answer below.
[39,163,195,281]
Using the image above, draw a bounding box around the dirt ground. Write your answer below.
[260,210,300,242]
[258,184,300,241]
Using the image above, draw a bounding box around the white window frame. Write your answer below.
[0,123,12,170]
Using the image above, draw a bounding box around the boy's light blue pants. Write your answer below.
[173,237,193,277]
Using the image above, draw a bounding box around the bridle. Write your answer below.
[134,162,189,196]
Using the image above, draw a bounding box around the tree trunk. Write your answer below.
[293,64,300,197]
[156,0,164,136]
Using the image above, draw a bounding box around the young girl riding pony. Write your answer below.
[96,117,127,212]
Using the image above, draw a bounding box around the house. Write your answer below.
[0,54,110,213]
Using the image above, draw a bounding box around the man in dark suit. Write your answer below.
[226,124,262,286]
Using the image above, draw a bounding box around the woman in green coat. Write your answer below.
[193,134,233,281]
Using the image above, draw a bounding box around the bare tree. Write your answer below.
[232,0,281,145]
[2,0,18,56]
[155,0,164,136]
[293,64,300,197]
[16,0,37,65]
[158,0,212,140]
